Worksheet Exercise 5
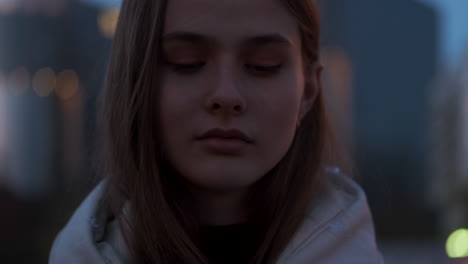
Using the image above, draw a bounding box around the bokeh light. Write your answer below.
[98,7,120,38]
[446,229,468,258]
[0,0,18,15]
[42,0,68,17]
[0,0,69,16]
[321,46,354,92]
[56,70,80,101]
[32,68,56,97]
[21,0,41,15]
[7,67,30,96]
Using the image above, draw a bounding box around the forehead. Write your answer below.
[163,0,301,48]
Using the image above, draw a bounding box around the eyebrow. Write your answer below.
[162,31,293,48]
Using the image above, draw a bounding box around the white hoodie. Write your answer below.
[49,169,384,263]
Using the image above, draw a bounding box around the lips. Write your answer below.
[196,128,253,155]
[197,128,253,143]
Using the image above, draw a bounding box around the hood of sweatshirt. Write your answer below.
[49,168,384,264]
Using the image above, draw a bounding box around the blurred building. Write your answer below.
[430,49,468,237]
[0,0,117,262]
[0,0,115,199]
[319,0,439,239]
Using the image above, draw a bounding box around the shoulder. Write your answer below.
[49,181,126,264]
[277,168,384,264]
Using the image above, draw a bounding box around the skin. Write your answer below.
[159,0,321,225]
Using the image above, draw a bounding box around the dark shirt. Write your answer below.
[198,222,260,264]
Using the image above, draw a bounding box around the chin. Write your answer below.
[183,169,262,192]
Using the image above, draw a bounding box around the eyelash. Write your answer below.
[165,62,282,76]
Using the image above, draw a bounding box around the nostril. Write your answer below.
[234,105,242,111]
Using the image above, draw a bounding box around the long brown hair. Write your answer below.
[97,0,339,263]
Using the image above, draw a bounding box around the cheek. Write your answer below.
[262,75,303,128]
[159,79,199,128]
[254,81,303,165]
[159,83,195,156]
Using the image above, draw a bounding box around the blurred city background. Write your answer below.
[0,0,467,263]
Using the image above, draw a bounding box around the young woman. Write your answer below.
[50,0,383,263]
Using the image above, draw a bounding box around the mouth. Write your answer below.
[196,128,253,155]
[197,128,253,143]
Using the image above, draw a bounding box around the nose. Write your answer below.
[205,66,247,116]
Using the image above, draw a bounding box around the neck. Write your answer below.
[187,185,250,226]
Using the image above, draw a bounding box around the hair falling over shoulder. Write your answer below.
[95,0,345,263]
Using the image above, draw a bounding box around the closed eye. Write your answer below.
[165,61,282,76]
[166,62,205,73]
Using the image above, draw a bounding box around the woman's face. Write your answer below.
[159,0,318,195]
